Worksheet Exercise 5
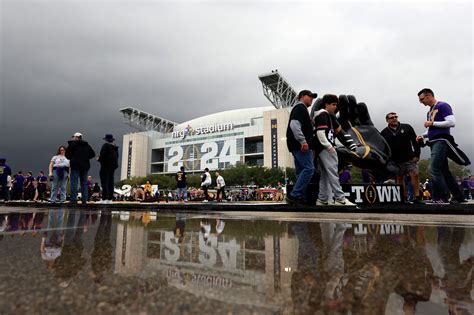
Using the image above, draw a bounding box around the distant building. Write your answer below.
[120,106,293,179]
[120,70,299,179]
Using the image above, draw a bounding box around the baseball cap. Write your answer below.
[73,132,83,137]
[298,90,318,99]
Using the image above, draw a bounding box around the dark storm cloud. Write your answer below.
[1,1,472,176]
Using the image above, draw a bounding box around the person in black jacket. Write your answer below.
[97,134,119,204]
[286,90,317,205]
[0,157,12,201]
[65,132,96,204]
[381,113,422,204]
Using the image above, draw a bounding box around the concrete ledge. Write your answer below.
[1,200,474,215]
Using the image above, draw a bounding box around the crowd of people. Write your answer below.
[0,132,119,204]
[1,88,472,206]
[286,88,471,206]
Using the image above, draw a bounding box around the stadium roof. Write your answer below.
[120,107,177,133]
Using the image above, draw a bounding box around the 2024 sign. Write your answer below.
[167,139,240,172]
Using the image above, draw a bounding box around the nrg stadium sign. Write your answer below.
[172,122,234,139]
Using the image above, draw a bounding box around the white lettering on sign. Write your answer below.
[376,186,401,202]
[351,186,364,203]
[172,123,234,139]
[167,139,240,172]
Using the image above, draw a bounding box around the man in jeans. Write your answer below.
[416,88,466,205]
[175,166,188,202]
[65,132,96,204]
[286,90,317,205]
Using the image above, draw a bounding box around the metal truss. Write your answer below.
[258,70,298,109]
[120,107,177,133]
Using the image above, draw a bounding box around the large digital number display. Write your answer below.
[166,139,243,172]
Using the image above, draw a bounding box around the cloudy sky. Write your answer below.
[1,0,473,178]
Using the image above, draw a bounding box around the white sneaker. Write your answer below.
[202,199,208,203]
[334,198,355,206]
[316,199,329,206]
[96,200,106,204]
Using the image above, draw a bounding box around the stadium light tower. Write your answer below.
[120,107,177,133]
[258,70,298,109]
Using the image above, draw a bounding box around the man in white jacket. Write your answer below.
[215,171,226,202]
[201,168,212,202]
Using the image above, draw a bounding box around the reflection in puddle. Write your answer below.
[0,209,473,314]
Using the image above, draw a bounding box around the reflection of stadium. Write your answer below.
[119,71,297,179]
[114,220,298,310]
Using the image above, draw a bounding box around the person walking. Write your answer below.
[286,90,317,205]
[48,146,70,203]
[175,166,188,202]
[381,112,423,204]
[65,132,96,204]
[416,88,468,205]
[313,94,354,206]
[215,171,226,202]
[201,168,212,202]
[0,158,12,201]
[97,134,119,204]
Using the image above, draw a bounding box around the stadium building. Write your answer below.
[120,71,298,180]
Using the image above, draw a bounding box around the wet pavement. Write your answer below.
[0,207,472,315]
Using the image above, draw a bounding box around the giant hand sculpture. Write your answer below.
[311,95,392,180]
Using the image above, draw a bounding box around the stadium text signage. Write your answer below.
[172,122,234,139]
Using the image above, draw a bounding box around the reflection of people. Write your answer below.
[91,213,113,282]
[343,227,433,315]
[41,210,65,269]
[320,223,346,304]
[216,219,225,236]
[290,222,323,313]
[200,220,211,242]
[54,211,87,283]
[437,227,473,315]
[174,213,186,243]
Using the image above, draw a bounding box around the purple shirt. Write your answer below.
[339,170,351,184]
[427,101,453,140]
[468,179,474,189]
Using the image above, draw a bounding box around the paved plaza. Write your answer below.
[1,206,473,314]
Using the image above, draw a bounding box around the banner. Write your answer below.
[287,183,404,204]
[271,119,278,168]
